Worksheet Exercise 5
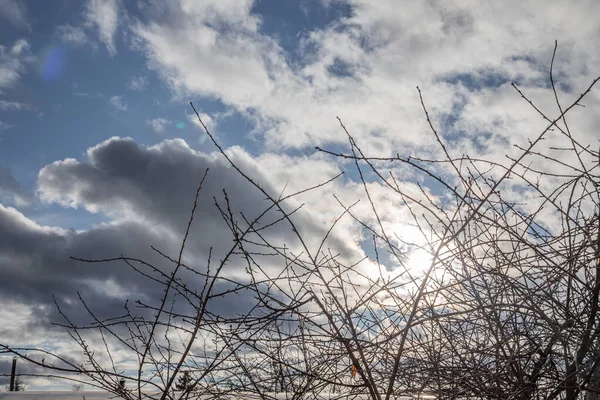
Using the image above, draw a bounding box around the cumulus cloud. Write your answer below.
[146,117,169,133]
[109,95,127,111]
[85,0,120,56]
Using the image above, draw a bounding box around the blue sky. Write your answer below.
[0,0,359,230]
[1,0,599,390]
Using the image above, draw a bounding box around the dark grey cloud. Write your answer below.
[38,138,273,235]
[1,137,356,357]
[0,206,173,326]
[36,137,344,257]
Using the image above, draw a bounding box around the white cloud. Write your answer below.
[131,0,277,108]
[109,95,127,111]
[0,165,32,206]
[131,0,600,162]
[146,117,169,134]
[128,75,147,91]
[0,0,29,29]
[187,111,214,131]
[74,91,103,98]
[55,24,90,47]
[85,0,120,56]
[0,99,30,111]
[0,38,32,89]
[0,120,12,131]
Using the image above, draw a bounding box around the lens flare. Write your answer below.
[176,121,185,129]
[40,46,68,81]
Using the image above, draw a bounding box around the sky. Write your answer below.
[1,0,600,391]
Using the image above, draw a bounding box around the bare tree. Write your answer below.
[310,41,600,399]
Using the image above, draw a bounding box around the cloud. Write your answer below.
[0,39,32,89]
[131,0,278,107]
[85,0,120,56]
[187,110,214,131]
[146,117,169,134]
[0,165,32,206]
[55,24,90,47]
[0,202,175,345]
[0,120,11,131]
[74,91,103,98]
[0,99,30,111]
[0,136,368,360]
[128,75,147,91]
[0,0,29,29]
[131,0,600,160]
[109,95,127,111]
[34,136,394,280]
